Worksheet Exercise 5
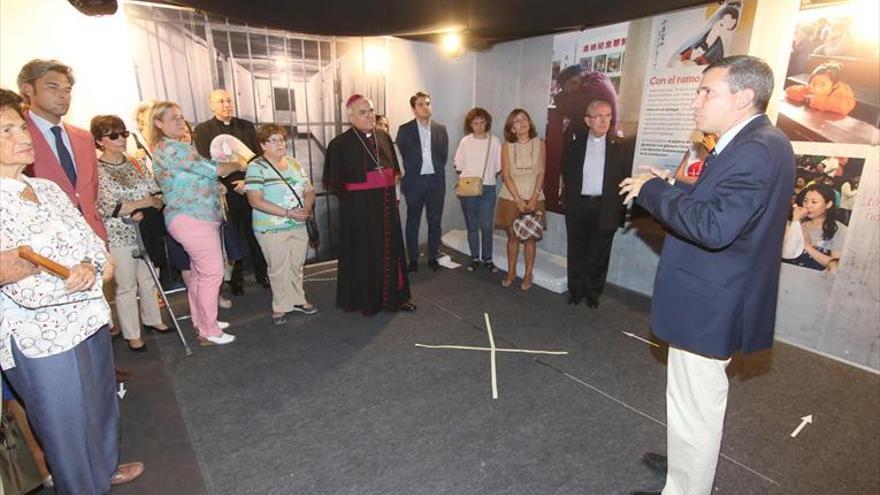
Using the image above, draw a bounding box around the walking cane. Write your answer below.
[123,217,193,356]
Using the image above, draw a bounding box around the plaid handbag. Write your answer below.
[512,211,544,241]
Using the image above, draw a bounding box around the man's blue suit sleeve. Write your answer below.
[636,141,775,250]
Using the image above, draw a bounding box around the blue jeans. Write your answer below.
[459,185,497,261]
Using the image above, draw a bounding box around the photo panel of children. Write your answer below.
[667,1,745,68]
[782,152,865,273]
[776,0,880,145]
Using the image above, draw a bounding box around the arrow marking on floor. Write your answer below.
[790,414,812,437]
[117,383,127,399]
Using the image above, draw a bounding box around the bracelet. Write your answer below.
[80,256,103,273]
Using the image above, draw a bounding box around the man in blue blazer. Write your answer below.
[620,56,794,495]
[396,91,449,272]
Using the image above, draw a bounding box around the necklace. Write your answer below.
[354,129,382,170]
[99,157,127,166]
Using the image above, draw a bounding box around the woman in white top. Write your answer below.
[0,88,144,493]
[454,108,502,272]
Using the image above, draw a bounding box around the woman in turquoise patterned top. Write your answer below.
[147,101,244,345]
[245,124,317,326]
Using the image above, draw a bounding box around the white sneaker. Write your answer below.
[199,332,236,346]
[217,321,230,330]
[218,296,232,309]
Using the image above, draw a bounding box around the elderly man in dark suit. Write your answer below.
[562,99,632,308]
[396,91,449,272]
[621,56,794,495]
[194,89,268,294]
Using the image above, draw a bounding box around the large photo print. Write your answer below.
[776,0,880,145]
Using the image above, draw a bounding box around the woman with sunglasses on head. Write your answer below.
[92,115,169,351]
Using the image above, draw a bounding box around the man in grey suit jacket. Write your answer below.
[621,56,794,495]
[396,91,449,272]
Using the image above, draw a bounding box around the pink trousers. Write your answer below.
[168,214,223,337]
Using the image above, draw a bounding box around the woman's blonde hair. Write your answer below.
[144,100,179,147]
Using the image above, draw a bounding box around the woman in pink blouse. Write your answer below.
[0,88,144,493]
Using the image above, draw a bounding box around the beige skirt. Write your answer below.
[494,198,546,230]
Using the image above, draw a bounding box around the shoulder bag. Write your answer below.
[456,137,492,197]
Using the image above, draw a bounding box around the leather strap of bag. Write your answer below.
[476,136,491,180]
[258,157,306,209]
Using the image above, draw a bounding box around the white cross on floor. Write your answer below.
[415,313,570,399]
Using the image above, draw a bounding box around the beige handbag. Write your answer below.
[455,137,492,197]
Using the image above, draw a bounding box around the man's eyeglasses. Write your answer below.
[103,130,130,140]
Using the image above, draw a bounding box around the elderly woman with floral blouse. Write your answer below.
[0,88,144,494]
[146,101,244,345]
[92,114,169,351]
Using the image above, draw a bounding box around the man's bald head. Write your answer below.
[209,89,234,122]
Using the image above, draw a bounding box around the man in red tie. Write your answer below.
[17,59,107,242]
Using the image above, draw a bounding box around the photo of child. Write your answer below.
[593,54,607,73]
[776,1,879,145]
[606,52,622,73]
[785,62,856,116]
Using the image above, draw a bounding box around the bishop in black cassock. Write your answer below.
[324,95,415,315]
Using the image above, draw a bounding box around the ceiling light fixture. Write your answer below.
[440,32,465,59]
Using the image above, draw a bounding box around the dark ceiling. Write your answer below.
[167,0,713,47]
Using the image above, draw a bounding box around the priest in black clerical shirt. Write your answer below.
[194,89,269,294]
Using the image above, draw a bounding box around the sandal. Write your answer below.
[520,275,533,291]
[502,275,515,287]
[483,260,499,273]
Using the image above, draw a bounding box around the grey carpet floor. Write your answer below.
[37,251,880,494]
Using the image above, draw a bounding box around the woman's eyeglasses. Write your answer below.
[103,130,130,140]
[264,137,286,145]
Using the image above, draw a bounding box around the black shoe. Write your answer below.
[257,276,271,289]
[586,294,600,308]
[127,342,147,352]
[399,302,417,312]
[408,261,418,273]
[641,452,668,475]
[466,260,479,272]
[482,260,499,273]
[427,259,440,271]
[567,293,581,305]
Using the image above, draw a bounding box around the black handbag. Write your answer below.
[257,157,320,248]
